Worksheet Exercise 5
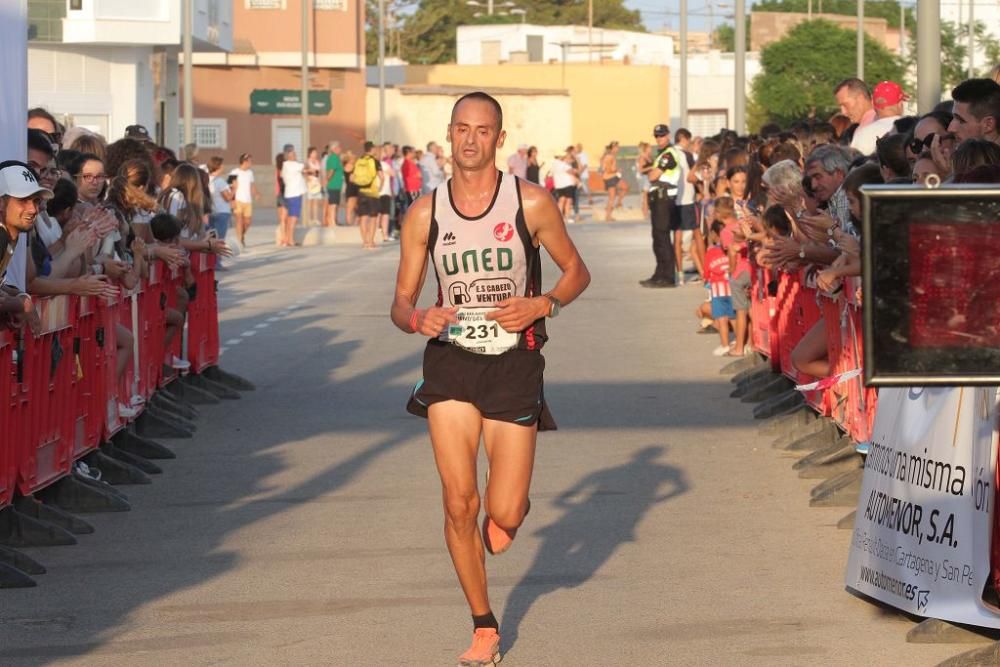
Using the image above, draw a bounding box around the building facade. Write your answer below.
[189,0,366,169]
[399,63,670,167]
[456,24,674,66]
[27,0,232,147]
[669,50,762,137]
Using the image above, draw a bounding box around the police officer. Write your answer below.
[639,124,682,288]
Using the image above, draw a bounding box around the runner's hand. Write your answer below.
[486,297,549,333]
[416,306,459,337]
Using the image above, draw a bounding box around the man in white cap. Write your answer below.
[0,160,53,326]
[507,143,529,179]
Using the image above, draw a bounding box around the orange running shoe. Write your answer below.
[458,628,502,666]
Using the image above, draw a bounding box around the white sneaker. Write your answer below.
[118,403,139,419]
[171,356,191,371]
[75,461,102,481]
[712,345,731,356]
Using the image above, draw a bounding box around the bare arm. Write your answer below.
[524,180,591,307]
[390,195,458,335]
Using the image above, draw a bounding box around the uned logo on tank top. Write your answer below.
[493,222,515,243]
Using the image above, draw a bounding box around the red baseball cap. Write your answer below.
[872,81,908,110]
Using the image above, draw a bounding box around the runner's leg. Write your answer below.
[428,401,490,615]
[481,419,536,533]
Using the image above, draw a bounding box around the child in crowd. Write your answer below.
[699,220,736,356]
[150,212,191,367]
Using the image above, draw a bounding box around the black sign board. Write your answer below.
[862,184,1000,386]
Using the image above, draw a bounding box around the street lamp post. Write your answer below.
[467,0,517,15]
[734,0,745,133]
[301,0,309,155]
[680,0,688,128]
[183,0,193,146]
[378,0,386,144]
[968,0,975,78]
[588,0,593,63]
[856,0,864,80]
[916,0,940,114]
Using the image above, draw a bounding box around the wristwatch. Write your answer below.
[544,294,562,318]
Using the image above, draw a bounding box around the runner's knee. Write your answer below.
[486,497,528,531]
[443,490,480,530]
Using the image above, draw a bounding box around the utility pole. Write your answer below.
[900,3,906,62]
[588,0,593,63]
[379,0,386,143]
[808,0,812,19]
[968,0,975,78]
[856,0,864,80]
[734,0,745,133]
[680,0,688,128]
[916,0,940,114]
[182,0,193,146]
[300,0,310,155]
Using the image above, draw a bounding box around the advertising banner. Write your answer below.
[846,387,1000,627]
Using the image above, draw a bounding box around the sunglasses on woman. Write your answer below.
[908,134,935,154]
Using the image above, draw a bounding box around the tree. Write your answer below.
[710,16,750,52]
[748,19,904,128]
[390,0,644,65]
[365,0,414,64]
[904,19,1000,93]
[754,0,914,29]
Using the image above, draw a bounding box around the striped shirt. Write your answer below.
[705,245,731,298]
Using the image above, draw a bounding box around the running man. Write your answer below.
[390,92,590,666]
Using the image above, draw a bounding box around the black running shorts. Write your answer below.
[407,340,557,430]
[356,195,380,218]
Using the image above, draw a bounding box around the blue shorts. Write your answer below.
[285,195,303,218]
[711,295,736,320]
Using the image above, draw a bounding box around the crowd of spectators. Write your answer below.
[675,73,1000,371]
[2,108,233,418]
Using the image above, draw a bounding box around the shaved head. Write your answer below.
[451,92,503,131]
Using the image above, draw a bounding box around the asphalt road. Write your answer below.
[0,218,966,666]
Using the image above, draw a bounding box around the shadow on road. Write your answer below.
[499,445,689,655]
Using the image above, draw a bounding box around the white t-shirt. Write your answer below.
[229,167,255,203]
[576,150,590,178]
[209,175,231,214]
[552,159,575,189]
[851,115,900,155]
[281,160,307,198]
[379,159,395,197]
[166,189,186,217]
[35,212,63,249]
[676,149,696,206]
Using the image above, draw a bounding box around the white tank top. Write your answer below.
[429,171,547,351]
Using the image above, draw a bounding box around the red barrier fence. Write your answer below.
[750,266,876,444]
[0,254,218,509]
[0,329,14,507]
